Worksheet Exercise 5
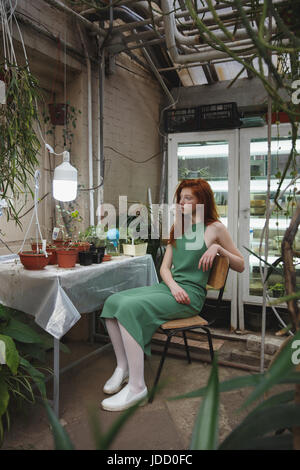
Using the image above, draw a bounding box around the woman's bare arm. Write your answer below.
[199,223,245,273]
[160,244,176,289]
[160,244,190,304]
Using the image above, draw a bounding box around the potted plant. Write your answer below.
[68,240,90,263]
[88,237,106,263]
[0,63,41,226]
[48,102,68,126]
[43,102,81,151]
[78,250,93,266]
[122,229,148,257]
[268,282,285,298]
[46,244,58,265]
[56,247,78,268]
[19,251,49,270]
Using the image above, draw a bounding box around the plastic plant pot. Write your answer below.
[78,251,93,266]
[92,252,103,264]
[19,251,49,270]
[96,246,105,256]
[56,249,77,268]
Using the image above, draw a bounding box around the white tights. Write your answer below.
[105,318,146,393]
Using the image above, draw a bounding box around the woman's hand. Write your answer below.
[170,284,191,304]
[198,243,219,272]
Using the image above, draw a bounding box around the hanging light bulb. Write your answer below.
[53,150,78,202]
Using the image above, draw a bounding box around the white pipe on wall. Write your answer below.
[97,52,105,224]
[77,23,95,226]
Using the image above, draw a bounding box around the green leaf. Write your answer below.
[190,355,219,450]
[19,357,47,398]
[32,332,70,354]
[44,401,74,450]
[170,372,265,400]
[93,398,145,450]
[241,330,300,410]
[2,318,44,344]
[0,334,19,375]
[248,389,294,414]
[0,376,9,418]
[17,343,46,362]
[219,403,300,450]
[241,433,293,450]
[0,305,9,321]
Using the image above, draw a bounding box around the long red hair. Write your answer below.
[168,179,219,246]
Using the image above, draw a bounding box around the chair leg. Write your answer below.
[202,327,214,361]
[149,334,171,403]
[182,331,191,364]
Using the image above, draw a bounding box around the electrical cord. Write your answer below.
[104,146,161,163]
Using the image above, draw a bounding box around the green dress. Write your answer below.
[100,223,212,356]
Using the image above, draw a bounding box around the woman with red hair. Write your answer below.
[100,179,244,412]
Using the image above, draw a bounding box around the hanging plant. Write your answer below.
[48,102,69,126]
[43,101,81,153]
[0,62,41,225]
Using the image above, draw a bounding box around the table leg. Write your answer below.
[53,338,60,418]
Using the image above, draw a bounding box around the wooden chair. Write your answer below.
[149,254,230,403]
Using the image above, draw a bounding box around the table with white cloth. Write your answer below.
[0,254,159,416]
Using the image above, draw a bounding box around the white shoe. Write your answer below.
[101,385,148,412]
[103,367,129,395]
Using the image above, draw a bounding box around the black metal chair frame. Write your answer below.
[149,268,230,403]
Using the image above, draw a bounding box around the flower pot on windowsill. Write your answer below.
[19,251,49,270]
[48,103,69,126]
[56,249,77,268]
[122,243,148,257]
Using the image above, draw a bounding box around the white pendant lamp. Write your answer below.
[53,150,78,202]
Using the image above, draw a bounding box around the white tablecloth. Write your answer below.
[0,254,158,340]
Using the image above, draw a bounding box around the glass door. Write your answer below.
[168,130,239,329]
[239,124,300,329]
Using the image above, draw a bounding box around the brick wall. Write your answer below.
[0,2,163,253]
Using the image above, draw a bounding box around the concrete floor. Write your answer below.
[2,339,256,450]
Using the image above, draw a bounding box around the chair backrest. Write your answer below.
[206,254,229,290]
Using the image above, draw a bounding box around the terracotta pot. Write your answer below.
[31,242,43,252]
[48,103,69,126]
[47,249,57,265]
[52,240,67,248]
[78,242,90,252]
[19,251,49,270]
[56,249,78,268]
